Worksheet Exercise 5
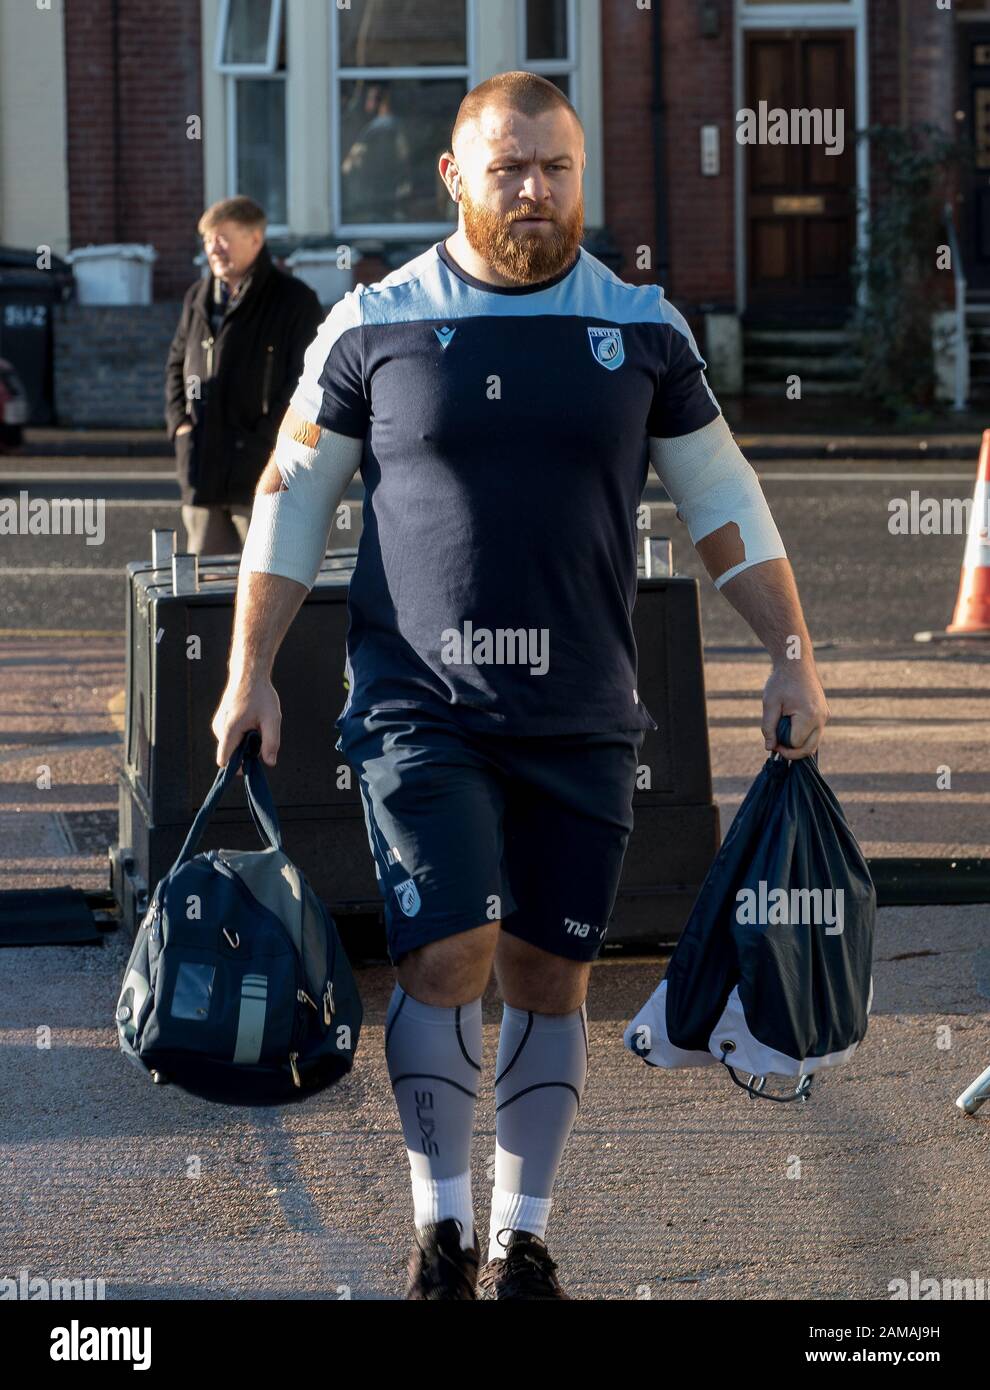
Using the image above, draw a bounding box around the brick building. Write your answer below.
[0,0,985,423]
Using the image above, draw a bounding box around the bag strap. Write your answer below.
[718,1049,814,1103]
[242,734,284,853]
[171,730,283,873]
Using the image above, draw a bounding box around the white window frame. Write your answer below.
[213,0,289,236]
[516,0,578,97]
[214,0,284,76]
[201,0,603,242]
[330,0,478,240]
[224,77,289,236]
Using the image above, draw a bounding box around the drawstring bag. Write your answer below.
[624,716,875,1101]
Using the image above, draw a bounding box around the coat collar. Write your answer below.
[192,241,273,326]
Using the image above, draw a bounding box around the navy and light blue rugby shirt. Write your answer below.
[289,239,722,736]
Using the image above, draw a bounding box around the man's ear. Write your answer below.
[439,151,459,197]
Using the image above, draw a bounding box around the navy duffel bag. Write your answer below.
[115,731,362,1104]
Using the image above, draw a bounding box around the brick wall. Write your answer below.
[63,0,204,301]
[868,0,959,310]
[54,303,180,427]
[599,1,656,287]
[641,1,959,318]
[660,2,735,312]
[868,1,955,157]
[57,0,963,340]
[600,0,734,314]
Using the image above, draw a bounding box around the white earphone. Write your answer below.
[452,174,461,201]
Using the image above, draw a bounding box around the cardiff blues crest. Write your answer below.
[588,326,625,371]
[395,877,422,917]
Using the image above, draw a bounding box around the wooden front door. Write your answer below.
[956,24,990,292]
[744,29,856,318]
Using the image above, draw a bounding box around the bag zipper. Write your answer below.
[298,976,334,1031]
[289,981,316,1088]
[319,899,339,1025]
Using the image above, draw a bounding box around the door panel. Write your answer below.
[745,29,856,314]
[957,26,990,290]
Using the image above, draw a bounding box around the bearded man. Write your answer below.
[213,70,828,1300]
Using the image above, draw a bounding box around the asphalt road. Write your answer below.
[1,643,988,1302]
[0,451,982,645]
[1,440,989,1305]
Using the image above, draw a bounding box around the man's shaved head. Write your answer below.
[451,70,583,155]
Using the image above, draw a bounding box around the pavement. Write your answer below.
[1,631,988,1300]
[2,419,989,1303]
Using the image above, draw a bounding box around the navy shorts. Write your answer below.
[334,707,645,965]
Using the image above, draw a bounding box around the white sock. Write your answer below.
[410,1169,475,1250]
[488,1187,553,1261]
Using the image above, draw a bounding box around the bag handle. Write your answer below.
[769,714,794,759]
[240,731,284,854]
[171,730,283,873]
[770,713,819,766]
[718,1049,814,1104]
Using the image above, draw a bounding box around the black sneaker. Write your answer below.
[477,1229,570,1300]
[405,1217,481,1300]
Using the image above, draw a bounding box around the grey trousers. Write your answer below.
[181,503,253,557]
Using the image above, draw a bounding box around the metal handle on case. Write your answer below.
[642,536,673,578]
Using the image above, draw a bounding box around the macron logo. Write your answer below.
[434,326,456,350]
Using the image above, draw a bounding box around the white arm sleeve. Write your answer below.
[648,413,786,589]
[238,423,364,592]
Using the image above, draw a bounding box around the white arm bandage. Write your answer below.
[238,414,364,591]
[649,413,786,589]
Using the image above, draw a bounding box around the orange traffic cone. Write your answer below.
[946,429,990,634]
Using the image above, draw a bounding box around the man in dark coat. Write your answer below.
[165,196,324,556]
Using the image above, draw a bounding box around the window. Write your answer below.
[519,0,576,101]
[202,0,604,241]
[215,0,288,228]
[216,0,282,71]
[332,0,472,234]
